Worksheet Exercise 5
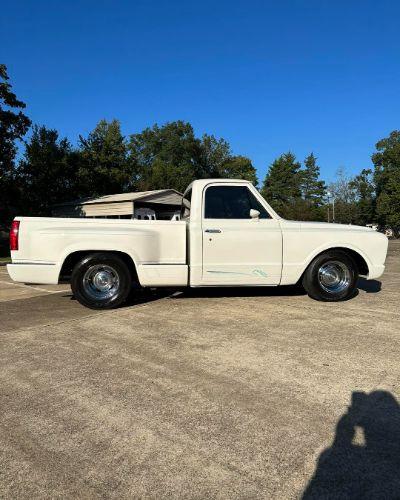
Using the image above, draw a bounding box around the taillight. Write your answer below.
[10,220,20,251]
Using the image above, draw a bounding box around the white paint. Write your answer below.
[137,264,188,286]
[7,179,388,289]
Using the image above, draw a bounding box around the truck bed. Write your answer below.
[9,217,187,285]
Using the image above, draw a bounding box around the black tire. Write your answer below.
[302,250,358,302]
[71,253,132,309]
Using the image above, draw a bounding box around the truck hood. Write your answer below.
[300,221,373,232]
[281,220,374,233]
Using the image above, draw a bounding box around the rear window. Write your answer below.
[181,187,192,219]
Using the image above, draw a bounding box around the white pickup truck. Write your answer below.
[8,179,388,309]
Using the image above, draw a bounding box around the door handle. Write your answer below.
[205,229,221,233]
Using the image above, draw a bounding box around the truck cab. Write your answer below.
[183,179,282,286]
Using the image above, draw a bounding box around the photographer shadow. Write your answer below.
[303,390,400,499]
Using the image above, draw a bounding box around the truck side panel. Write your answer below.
[9,217,187,284]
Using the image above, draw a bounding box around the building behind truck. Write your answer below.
[52,189,182,220]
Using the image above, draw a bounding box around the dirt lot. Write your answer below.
[0,242,399,499]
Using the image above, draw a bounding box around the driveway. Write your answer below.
[0,242,399,498]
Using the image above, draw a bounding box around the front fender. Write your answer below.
[305,242,372,274]
[280,241,375,286]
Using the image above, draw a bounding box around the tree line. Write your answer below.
[1,64,400,235]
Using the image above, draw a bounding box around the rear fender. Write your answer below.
[58,244,139,280]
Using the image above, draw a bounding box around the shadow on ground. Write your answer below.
[303,390,400,499]
[357,278,382,293]
[66,284,308,308]
[171,284,306,299]
[64,278,381,309]
[137,278,382,302]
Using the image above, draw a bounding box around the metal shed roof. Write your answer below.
[54,189,183,207]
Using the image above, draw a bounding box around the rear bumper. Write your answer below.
[7,263,59,284]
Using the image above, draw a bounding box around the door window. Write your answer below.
[204,186,270,219]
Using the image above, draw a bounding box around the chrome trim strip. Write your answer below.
[10,262,56,266]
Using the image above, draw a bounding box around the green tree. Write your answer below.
[143,158,196,193]
[198,134,231,177]
[297,153,326,220]
[219,155,258,185]
[17,125,80,216]
[130,122,258,192]
[129,121,200,192]
[349,168,376,226]
[78,119,135,196]
[261,152,302,218]
[301,153,326,204]
[0,64,31,225]
[198,134,257,183]
[372,131,400,233]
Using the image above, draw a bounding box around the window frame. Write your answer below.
[203,183,272,220]
[180,185,192,220]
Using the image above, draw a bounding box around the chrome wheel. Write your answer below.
[318,260,351,294]
[83,264,120,301]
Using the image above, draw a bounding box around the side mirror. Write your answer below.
[250,209,260,220]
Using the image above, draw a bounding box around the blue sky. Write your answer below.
[2,0,400,183]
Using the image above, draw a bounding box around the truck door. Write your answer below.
[201,183,282,285]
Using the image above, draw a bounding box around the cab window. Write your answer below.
[204,185,270,219]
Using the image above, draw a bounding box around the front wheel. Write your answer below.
[71,253,132,309]
[302,250,358,302]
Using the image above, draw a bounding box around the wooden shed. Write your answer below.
[52,189,182,220]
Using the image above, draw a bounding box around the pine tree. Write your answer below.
[372,130,400,234]
[79,119,136,196]
[17,125,80,215]
[261,152,302,218]
[301,153,326,205]
[295,153,327,220]
[349,169,375,226]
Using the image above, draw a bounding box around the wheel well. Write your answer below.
[311,247,369,277]
[59,251,137,282]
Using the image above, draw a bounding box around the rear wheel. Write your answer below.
[302,250,358,302]
[71,253,132,309]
